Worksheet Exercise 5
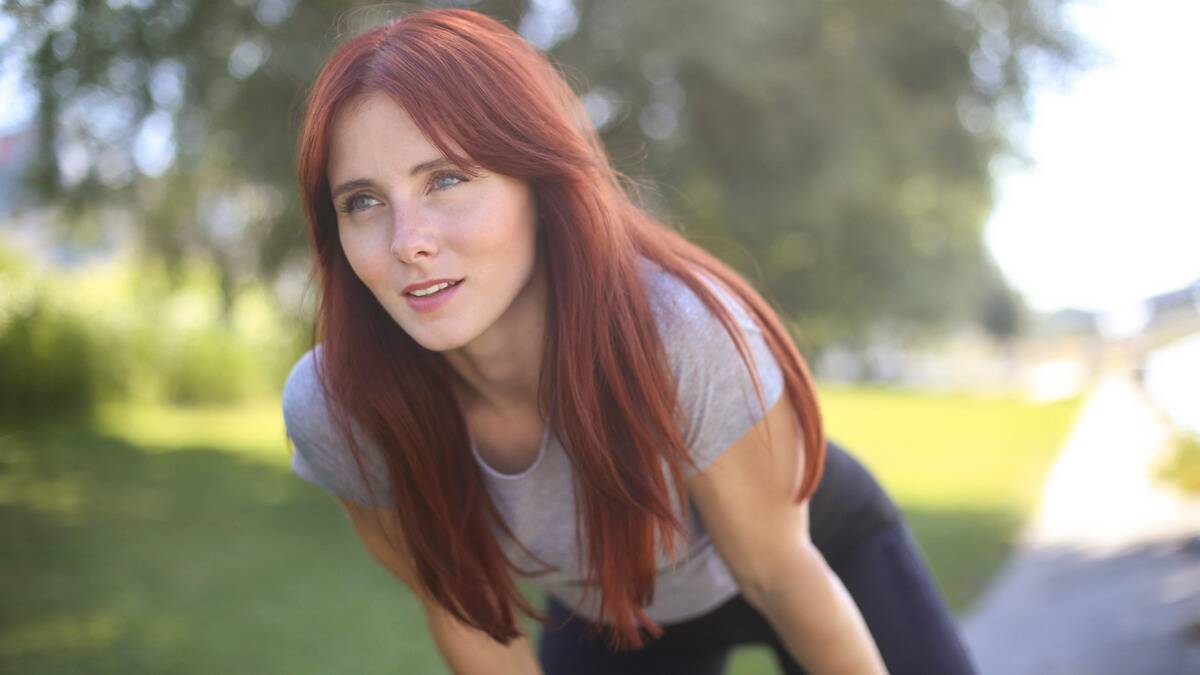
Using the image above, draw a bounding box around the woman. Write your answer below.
[281,8,978,675]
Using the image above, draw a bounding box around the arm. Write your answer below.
[335,496,544,675]
[683,391,889,675]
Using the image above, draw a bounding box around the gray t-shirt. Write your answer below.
[281,258,785,624]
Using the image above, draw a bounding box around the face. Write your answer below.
[326,91,542,353]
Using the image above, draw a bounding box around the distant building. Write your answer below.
[1145,278,1200,329]
[1031,308,1099,340]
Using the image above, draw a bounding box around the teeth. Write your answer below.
[410,281,454,297]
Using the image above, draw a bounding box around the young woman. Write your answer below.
[282,8,978,675]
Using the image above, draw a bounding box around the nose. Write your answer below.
[388,205,437,263]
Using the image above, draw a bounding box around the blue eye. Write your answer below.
[430,171,467,192]
[337,194,380,214]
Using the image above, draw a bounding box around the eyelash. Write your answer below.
[335,171,469,214]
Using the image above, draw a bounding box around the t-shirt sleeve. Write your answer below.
[647,268,787,477]
[281,347,395,508]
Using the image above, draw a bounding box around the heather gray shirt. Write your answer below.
[281,259,785,624]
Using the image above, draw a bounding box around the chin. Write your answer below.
[407,326,472,353]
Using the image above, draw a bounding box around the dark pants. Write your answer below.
[536,442,979,674]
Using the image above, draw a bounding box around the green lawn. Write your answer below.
[0,385,1082,674]
[1155,429,1200,495]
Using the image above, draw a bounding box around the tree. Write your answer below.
[3,0,1084,352]
[547,0,1083,356]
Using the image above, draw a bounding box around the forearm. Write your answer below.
[745,545,888,675]
[426,603,544,675]
[338,502,542,674]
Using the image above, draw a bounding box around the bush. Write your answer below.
[0,286,104,415]
[0,237,308,415]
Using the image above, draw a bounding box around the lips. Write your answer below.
[404,277,463,313]
[403,278,462,295]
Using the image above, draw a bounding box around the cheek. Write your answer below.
[443,191,536,254]
[338,225,385,286]
[435,201,510,253]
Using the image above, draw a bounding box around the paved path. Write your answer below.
[960,369,1200,675]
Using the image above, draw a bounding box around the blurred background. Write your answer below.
[1,0,1196,673]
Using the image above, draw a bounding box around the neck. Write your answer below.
[443,258,548,417]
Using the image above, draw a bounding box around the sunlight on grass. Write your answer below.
[816,382,1084,615]
[0,610,129,655]
[728,645,782,674]
[817,383,1082,511]
[1154,430,1200,495]
[0,471,84,517]
[93,398,292,464]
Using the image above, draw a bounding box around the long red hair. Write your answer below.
[295,7,826,650]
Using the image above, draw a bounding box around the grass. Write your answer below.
[816,383,1083,611]
[1154,430,1200,495]
[0,385,1082,674]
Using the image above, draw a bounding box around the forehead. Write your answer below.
[326,92,442,182]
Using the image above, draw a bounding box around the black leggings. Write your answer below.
[536,516,979,674]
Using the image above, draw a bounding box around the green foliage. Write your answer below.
[548,0,1084,350]
[3,0,1086,351]
[979,272,1025,343]
[0,238,307,414]
[98,256,309,405]
[0,245,104,414]
[1155,430,1200,495]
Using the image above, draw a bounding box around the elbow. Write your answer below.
[737,537,828,611]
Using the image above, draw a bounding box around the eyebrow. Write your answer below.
[330,157,457,200]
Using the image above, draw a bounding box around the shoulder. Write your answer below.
[638,257,761,352]
[282,347,323,427]
[637,258,786,476]
[281,346,342,471]
[281,346,340,453]
[281,346,394,507]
